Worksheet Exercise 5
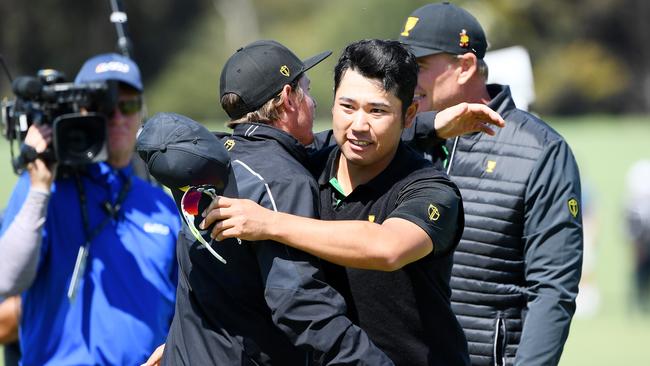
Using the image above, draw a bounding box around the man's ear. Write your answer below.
[404,102,418,128]
[280,84,296,112]
[457,53,478,85]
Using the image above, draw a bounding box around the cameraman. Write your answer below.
[0,53,180,365]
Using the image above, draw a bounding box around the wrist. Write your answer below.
[267,211,284,241]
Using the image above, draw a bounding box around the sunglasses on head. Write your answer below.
[180,185,227,264]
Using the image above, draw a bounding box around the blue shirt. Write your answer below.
[1,162,180,366]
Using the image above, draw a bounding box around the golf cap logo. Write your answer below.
[401,16,419,37]
[95,61,130,74]
[568,198,579,218]
[428,204,440,221]
[459,29,470,48]
[280,65,290,77]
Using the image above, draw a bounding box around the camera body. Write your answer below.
[1,69,118,172]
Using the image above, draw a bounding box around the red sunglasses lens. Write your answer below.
[182,190,203,216]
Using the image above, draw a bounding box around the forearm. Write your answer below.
[515,294,575,366]
[0,188,50,295]
[0,296,20,344]
[268,213,428,271]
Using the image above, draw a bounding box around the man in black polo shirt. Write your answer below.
[204,39,470,366]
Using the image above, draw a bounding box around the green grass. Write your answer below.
[1,115,649,365]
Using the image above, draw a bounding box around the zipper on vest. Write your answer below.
[493,313,508,366]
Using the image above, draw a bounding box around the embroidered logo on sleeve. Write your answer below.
[224,139,235,151]
[428,204,440,221]
[368,215,375,223]
[567,198,579,218]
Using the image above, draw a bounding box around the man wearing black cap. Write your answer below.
[398,3,583,365]
[146,40,392,366]
[0,53,180,365]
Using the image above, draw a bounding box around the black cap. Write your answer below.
[136,112,238,202]
[219,40,331,119]
[398,2,487,59]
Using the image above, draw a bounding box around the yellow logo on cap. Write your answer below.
[368,215,375,223]
[280,65,290,77]
[401,17,419,36]
[459,29,470,48]
[486,160,496,173]
[568,198,579,218]
[224,139,235,151]
[428,204,440,221]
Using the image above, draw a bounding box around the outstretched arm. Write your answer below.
[432,102,505,139]
[204,197,432,271]
[202,179,461,271]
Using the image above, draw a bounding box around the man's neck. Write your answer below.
[107,154,132,169]
[463,79,492,105]
[334,148,398,194]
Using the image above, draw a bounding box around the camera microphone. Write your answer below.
[12,77,42,99]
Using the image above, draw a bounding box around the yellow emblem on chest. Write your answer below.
[486,160,496,173]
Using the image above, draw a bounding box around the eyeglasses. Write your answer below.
[114,97,143,116]
[180,185,227,264]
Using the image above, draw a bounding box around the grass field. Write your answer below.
[0,115,649,365]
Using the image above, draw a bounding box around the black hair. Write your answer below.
[334,39,418,117]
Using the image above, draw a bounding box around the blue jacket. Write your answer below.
[1,162,180,366]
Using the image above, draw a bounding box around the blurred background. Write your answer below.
[1,0,649,364]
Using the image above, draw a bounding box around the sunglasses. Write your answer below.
[180,185,228,264]
[113,97,143,116]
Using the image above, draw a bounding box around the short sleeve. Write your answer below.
[388,177,462,256]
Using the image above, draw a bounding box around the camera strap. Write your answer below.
[67,170,132,301]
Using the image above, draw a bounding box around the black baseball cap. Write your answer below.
[398,2,487,59]
[136,112,238,203]
[219,40,331,119]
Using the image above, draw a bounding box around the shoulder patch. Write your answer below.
[224,139,235,151]
[428,204,440,221]
[567,198,579,218]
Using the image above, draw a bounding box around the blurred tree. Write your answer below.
[1,0,649,117]
[0,0,212,93]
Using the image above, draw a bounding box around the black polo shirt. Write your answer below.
[317,143,470,366]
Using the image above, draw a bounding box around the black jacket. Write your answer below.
[162,123,392,365]
[406,85,583,366]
